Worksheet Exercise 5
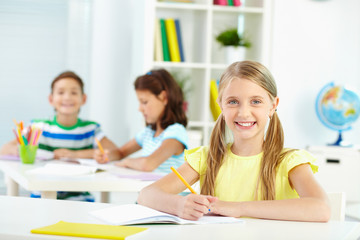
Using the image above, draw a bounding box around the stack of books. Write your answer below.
[154,18,185,62]
[214,0,241,6]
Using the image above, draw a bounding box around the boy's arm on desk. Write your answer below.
[0,139,18,156]
[54,149,95,159]
[54,137,118,159]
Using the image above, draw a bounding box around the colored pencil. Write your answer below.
[95,137,108,162]
[12,129,21,144]
[12,119,19,128]
[34,129,42,145]
[32,129,39,146]
[26,126,32,143]
[17,128,24,145]
[170,166,197,194]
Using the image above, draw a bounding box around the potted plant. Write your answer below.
[215,28,251,64]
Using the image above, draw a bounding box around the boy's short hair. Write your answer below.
[51,71,84,93]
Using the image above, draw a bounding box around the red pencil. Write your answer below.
[12,129,20,144]
[26,126,32,143]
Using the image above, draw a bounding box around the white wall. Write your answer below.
[89,0,142,145]
[271,0,360,149]
[0,0,92,146]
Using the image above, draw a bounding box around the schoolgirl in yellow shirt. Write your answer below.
[138,61,330,222]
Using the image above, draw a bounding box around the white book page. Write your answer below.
[26,162,97,176]
[76,158,113,170]
[56,158,113,171]
[90,204,244,225]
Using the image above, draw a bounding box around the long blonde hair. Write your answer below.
[201,61,291,200]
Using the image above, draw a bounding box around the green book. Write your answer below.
[160,19,171,61]
[227,0,234,6]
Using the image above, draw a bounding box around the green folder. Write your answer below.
[31,221,148,240]
[160,19,171,61]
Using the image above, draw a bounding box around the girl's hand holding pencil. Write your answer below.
[170,166,218,220]
[94,149,110,164]
[176,193,217,220]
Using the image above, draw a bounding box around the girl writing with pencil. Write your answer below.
[0,71,117,201]
[94,69,188,173]
[138,61,331,222]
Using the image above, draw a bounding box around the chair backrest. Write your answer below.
[327,192,346,221]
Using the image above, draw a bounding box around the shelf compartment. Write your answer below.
[155,8,209,64]
[211,11,264,64]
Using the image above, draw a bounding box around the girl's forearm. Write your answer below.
[215,198,330,222]
[120,157,158,172]
[138,186,183,216]
[107,148,122,161]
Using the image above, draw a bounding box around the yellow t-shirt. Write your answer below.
[185,145,318,201]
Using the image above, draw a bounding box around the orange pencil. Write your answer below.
[17,128,24,145]
[170,166,197,194]
[95,137,109,162]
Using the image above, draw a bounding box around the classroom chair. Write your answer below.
[327,192,346,221]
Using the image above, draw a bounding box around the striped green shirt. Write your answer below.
[31,116,105,153]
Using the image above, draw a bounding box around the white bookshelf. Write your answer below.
[139,0,273,145]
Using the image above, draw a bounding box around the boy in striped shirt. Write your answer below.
[1,71,117,201]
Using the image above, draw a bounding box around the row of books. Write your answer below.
[158,0,194,2]
[154,18,185,62]
[214,0,241,6]
[159,0,240,5]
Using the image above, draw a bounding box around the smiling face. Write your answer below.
[220,77,278,145]
[136,89,167,125]
[49,78,86,117]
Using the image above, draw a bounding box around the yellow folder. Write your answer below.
[31,221,148,240]
[165,18,181,62]
[210,79,221,120]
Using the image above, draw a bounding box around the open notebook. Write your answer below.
[90,204,244,225]
[25,158,114,176]
[26,162,99,176]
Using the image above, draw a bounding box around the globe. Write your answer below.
[315,82,360,146]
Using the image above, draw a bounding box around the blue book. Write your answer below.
[174,19,185,62]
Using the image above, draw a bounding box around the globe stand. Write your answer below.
[328,131,352,147]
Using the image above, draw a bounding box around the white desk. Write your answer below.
[0,196,359,240]
[0,159,160,202]
[346,203,360,221]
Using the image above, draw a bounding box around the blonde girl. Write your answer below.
[138,61,330,222]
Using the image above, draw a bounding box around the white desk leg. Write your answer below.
[100,192,110,203]
[5,175,19,196]
[41,191,57,199]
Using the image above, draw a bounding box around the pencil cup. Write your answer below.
[19,145,38,164]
